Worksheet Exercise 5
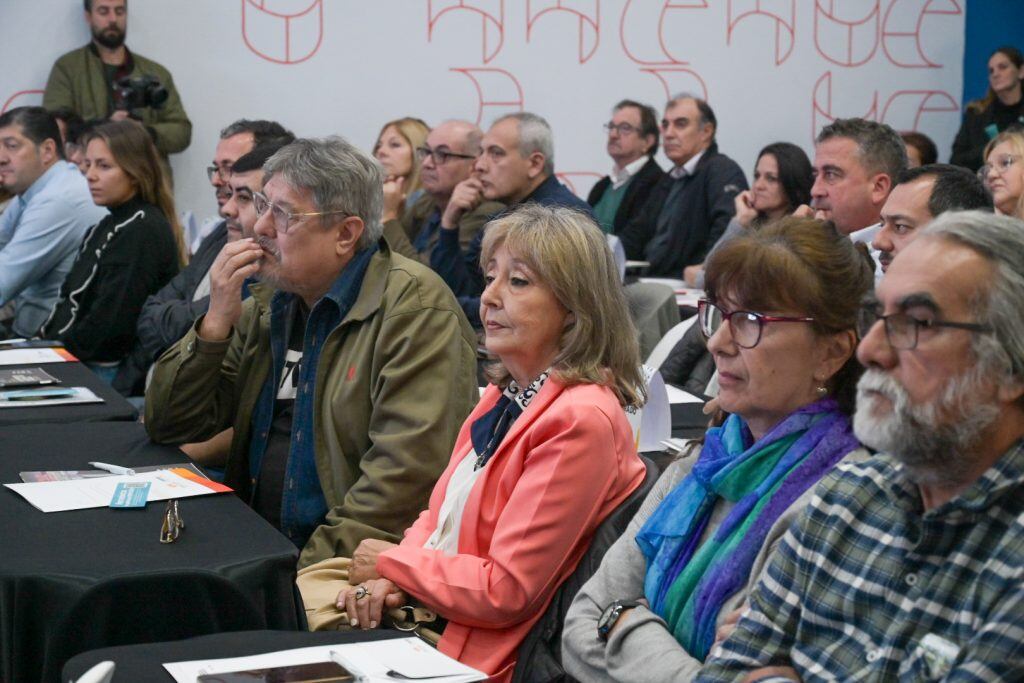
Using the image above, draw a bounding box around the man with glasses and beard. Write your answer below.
[700,210,1024,682]
[44,0,192,171]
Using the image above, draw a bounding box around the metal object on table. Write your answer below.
[160,499,184,544]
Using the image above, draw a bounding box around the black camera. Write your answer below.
[114,75,169,110]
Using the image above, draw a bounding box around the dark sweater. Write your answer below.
[950,97,1024,172]
[113,220,227,395]
[42,196,179,363]
[587,157,665,234]
[618,143,747,277]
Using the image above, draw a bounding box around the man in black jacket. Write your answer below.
[113,119,293,395]
[619,94,747,278]
[588,99,664,234]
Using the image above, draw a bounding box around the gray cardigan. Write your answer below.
[561,447,867,682]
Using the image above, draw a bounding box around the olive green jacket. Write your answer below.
[145,242,479,567]
[44,44,192,157]
[382,192,504,267]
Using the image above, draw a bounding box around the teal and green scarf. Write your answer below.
[636,398,858,659]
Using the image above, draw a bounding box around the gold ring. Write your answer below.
[354,585,371,600]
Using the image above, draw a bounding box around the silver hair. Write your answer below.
[921,210,1024,386]
[263,136,384,250]
[494,111,554,176]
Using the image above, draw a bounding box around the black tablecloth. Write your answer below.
[0,423,301,683]
[0,361,137,425]
[63,630,407,682]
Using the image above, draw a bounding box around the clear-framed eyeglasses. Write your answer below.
[253,192,351,234]
[977,154,1018,184]
[697,299,815,349]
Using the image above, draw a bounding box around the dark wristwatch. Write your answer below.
[597,599,641,641]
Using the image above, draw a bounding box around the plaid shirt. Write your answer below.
[699,440,1024,682]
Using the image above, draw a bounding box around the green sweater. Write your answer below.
[44,44,192,158]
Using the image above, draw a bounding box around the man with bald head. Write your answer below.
[381,119,502,265]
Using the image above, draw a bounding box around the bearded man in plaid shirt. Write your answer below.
[699,210,1024,682]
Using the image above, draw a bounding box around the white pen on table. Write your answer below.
[329,649,370,683]
[88,461,137,476]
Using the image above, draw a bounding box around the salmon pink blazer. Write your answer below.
[376,378,645,681]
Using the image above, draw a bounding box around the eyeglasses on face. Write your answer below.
[856,304,991,350]
[206,164,232,182]
[697,299,815,349]
[252,191,351,234]
[978,154,1018,183]
[415,145,477,166]
[603,122,639,136]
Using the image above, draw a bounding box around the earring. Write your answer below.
[816,385,828,397]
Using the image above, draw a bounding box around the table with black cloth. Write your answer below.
[0,360,138,425]
[0,422,302,683]
[63,630,408,682]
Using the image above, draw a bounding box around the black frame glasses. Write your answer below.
[415,145,477,165]
[857,305,991,350]
[697,299,815,349]
[253,192,351,234]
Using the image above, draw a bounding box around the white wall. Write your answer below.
[2,0,965,225]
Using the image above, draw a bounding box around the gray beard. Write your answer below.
[853,367,999,486]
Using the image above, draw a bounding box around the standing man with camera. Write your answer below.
[43,0,191,174]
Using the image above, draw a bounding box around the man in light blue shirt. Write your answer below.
[0,107,106,337]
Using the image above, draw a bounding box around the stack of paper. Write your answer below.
[5,468,230,512]
[0,347,76,366]
[164,637,486,682]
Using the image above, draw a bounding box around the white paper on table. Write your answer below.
[625,366,672,453]
[5,468,227,513]
[665,384,704,404]
[0,386,102,408]
[674,288,704,308]
[163,637,486,683]
[0,347,73,366]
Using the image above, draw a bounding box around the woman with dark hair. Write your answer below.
[951,46,1024,172]
[562,216,873,681]
[684,142,811,288]
[40,119,183,381]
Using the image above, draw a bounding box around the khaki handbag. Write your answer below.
[296,556,444,645]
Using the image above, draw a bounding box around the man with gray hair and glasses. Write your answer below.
[431,111,591,327]
[700,210,1024,682]
[145,137,479,568]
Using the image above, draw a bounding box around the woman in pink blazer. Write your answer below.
[337,204,647,680]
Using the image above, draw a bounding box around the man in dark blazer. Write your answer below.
[619,94,747,278]
[587,99,665,234]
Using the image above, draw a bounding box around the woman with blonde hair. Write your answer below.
[298,205,647,681]
[40,119,183,381]
[373,116,430,216]
[980,127,1024,219]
